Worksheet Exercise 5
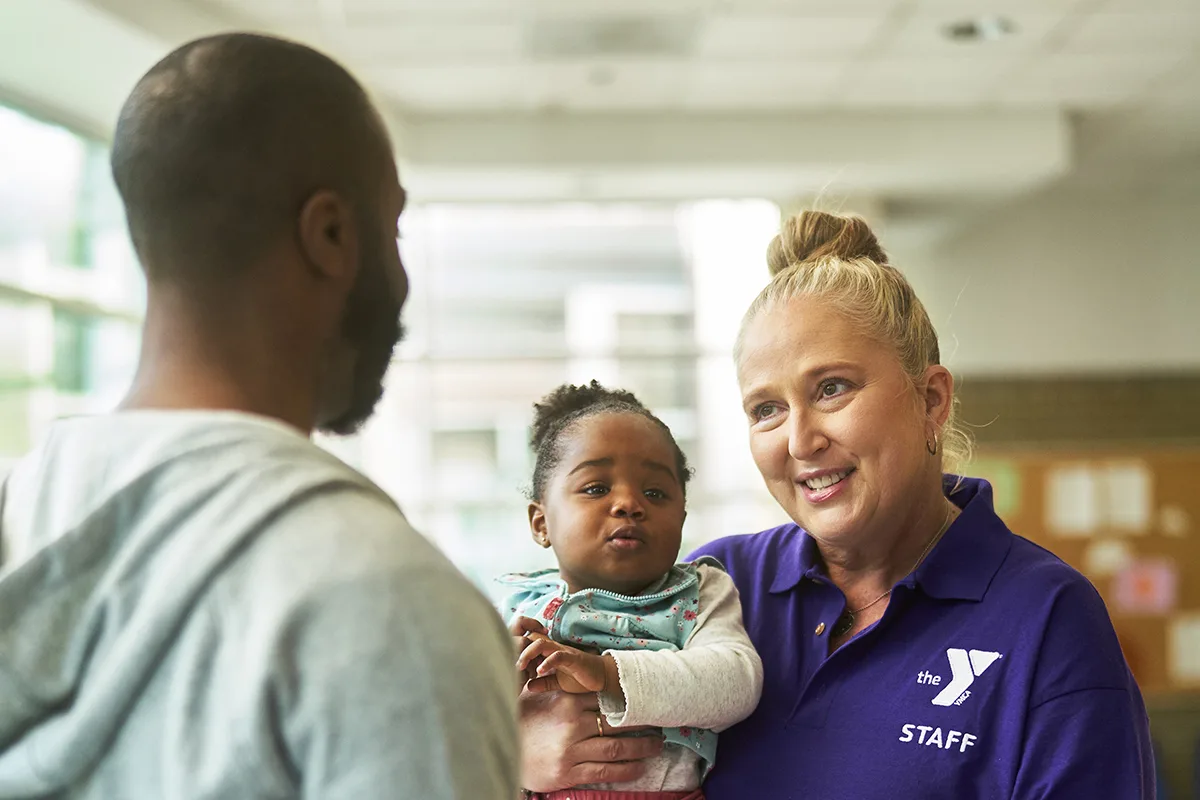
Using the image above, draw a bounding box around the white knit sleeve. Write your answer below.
[597,565,763,731]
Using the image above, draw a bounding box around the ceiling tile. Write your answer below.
[722,0,906,11]
[542,63,688,111]
[838,56,1017,108]
[910,0,1088,9]
[342,0,714,19]
[1061,11,1200,55]
[292,22,524,65]
[344,1,913,18]
[373,62,694,113]
[1143,56,1200,106]
[370,65,540,112]
[203,0,325,23]
[682,62,846,109]
[344,0,530,14]
[697,14,890,58]
[1098,0,1200,10]
[526,15,700,58]
[996,52,1190,109]
[879,10,1071,56]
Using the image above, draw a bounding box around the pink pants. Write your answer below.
[531,791,703,800]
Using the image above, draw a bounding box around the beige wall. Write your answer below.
[901,185,1200,377]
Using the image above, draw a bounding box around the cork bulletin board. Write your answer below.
[969,449,1200,695]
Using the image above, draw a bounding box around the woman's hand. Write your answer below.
[515,631,619,694]
[517,689,666,792]
[508,617,664,792]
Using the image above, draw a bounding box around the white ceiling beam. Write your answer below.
[0,0,168,138]
[400,111,1071,203]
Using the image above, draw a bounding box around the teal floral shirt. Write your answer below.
[497,557,725,777]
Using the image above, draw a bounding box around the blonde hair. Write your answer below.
[736,210,973,475]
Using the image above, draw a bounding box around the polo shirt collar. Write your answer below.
[767,475,1011,601]
[909,475,1012,601]
[767,524,810,594]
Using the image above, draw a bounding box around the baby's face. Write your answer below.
[533,412,685,595]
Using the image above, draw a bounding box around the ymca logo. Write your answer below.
[916,648,1002,707]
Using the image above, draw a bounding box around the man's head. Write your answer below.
[112,33,407,434]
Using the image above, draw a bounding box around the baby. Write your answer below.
[498,381,763,800]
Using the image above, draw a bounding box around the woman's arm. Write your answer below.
[598,565,764,731]
[1011,579,1155,799]
[1012,688,1153,798]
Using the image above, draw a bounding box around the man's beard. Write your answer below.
[318,238,405,437]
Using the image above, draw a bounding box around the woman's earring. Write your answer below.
[926,431,940,456]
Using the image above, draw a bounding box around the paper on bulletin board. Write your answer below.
[1113,558,1178,615]
[1104,461,1152,534]
[1045,465,1099,536]
[969,458,1021,518]
[1083,539,1135,578]
[1168,613,1200,684]
[1160,505,1192,538]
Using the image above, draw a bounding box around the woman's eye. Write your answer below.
[819,380,851,399]
[753,403,781,421]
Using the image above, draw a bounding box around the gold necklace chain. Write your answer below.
[832,505,955,637]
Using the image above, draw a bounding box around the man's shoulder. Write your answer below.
[241,486,453,592]
[214,485,506,678]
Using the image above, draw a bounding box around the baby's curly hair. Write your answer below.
[529,380,692,502]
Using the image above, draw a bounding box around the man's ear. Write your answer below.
[297,189,359,285]
[528,503,551,548]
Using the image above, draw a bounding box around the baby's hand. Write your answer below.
[509,616,547,660]
[516,633,616,695]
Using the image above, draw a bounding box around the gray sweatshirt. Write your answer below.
[0,411,517,799]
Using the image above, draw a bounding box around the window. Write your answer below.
[0,103,141,470]
[341,202,791,592]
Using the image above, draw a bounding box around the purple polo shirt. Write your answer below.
[689,477,1154,799]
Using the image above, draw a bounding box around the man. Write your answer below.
[0,34,517,798]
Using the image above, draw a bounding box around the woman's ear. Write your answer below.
[528,502,551,548]
[922,365,954,427]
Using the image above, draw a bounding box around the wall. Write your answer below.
[897,185,1200,377]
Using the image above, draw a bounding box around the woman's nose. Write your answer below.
[788,409,829,461]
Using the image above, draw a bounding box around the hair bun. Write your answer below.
[766,210,888,277]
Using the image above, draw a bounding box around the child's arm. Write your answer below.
[599,565,763,732]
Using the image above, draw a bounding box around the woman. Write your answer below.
[515,210,1155,798]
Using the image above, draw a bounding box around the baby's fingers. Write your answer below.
[515,635,562,672]
[509,616,548,638]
